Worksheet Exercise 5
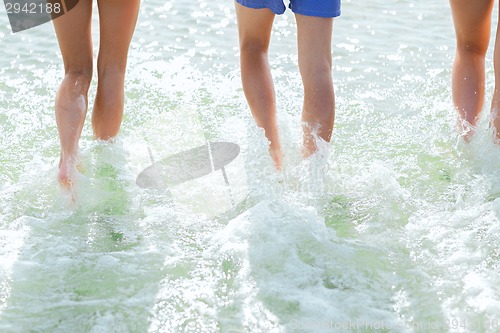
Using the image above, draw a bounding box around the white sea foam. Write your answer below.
[1,0,500,332]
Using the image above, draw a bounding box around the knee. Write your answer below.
[240,39,269,59]
[299,57,332,82]
[97,64,127,82]
[457,40,488,58]
[97,62,127,81]
[64,68,92,94]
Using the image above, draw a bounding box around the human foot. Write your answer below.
[269,147,283,171]
[58,155,79,192]
[457,118,476,143]
[491,111,500,143]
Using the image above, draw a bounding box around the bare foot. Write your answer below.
[269,147,283,171]
[301,139,318,160]
[302,133,331,161]
[58,156,78,192]
[491,112,500,143]
[459,125,475,143]
[457,118,476,143]
[302,146,317,160]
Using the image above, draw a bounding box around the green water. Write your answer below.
[1,0,500,332]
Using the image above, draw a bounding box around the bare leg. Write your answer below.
[491,4,500,140]
[92,0,140,140]
[235,3,283,170]
[450,0,493,141]
[53,0,93,190]
[295,14,334,158]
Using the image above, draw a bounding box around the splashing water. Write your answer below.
[1,0,500,332]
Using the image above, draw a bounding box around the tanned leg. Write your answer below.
[235,3,283,170]
[295,14,334,158]
[450,0,493,141]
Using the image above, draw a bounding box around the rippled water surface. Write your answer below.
[1,0,500,332]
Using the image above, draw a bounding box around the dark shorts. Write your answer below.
[236,0,341,18]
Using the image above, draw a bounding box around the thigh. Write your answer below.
[295,14,333,73]
[290,0,341,18]
[450,0,493,53]
[235,0,286,15]
[53,0,93,72]
[96,0,140,68]
[235,2,275,50]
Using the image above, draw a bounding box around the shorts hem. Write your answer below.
[235,0,286,15]
[291,8,341,18]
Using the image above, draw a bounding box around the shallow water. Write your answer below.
[1,0,500,332]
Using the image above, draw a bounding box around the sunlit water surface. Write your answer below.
[1,0,500,332]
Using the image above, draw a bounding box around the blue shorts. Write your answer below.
[236,0,341,18]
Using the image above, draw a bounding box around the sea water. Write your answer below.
[1,0,500,332]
